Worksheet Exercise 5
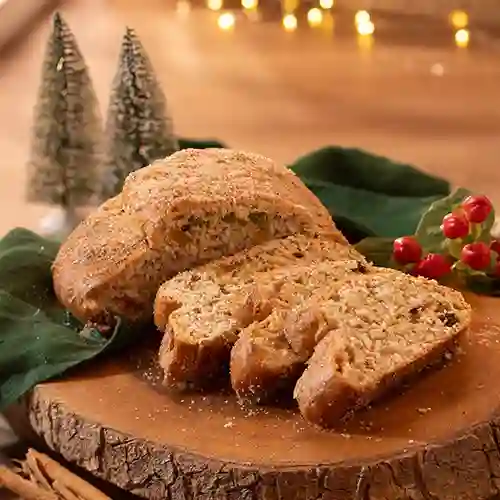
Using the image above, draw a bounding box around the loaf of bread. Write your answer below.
[291,272,470,426]
[52,148,343,323]
[155,234,366,389]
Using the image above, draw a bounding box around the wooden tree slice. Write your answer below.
[23,294,500,500]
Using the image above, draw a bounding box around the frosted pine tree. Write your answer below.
[99,27,178,201]
[26,12,103,236]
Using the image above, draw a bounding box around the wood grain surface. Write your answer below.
[24,294,500,499]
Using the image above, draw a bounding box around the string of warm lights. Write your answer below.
[201,0,472,48]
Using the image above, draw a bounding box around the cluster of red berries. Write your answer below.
[392,195,497,281]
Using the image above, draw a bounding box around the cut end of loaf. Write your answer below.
[294,274,471,427]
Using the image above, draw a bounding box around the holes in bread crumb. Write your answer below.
[355,262,368,273]
[248,211,268,227]
[292,251,304,258]
[439,311,459,327]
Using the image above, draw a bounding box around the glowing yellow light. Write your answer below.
[282,13,298,32]
[319,0,334,9]
[208,0,223,10]
[356,20,374,36]
[450,10,468,29]
[455,28,470,48]
[241,0,257,9]
[354,10,370,25]
[307,8,323,27]
[217,12,235,30]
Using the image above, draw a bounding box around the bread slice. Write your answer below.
[154,232,364,331]
[155,238,370,390]
[292,273,471,427]
[52,148,343,323]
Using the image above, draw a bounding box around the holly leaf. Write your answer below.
[415,188,473,253]
[355,237,396,268]
[464,274,500,296]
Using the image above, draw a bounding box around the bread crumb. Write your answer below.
[417,407,432,415]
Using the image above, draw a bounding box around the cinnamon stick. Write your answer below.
[53,479,83,500]
[0,465,59,500]
[26,451,53,490]
[28,449,111,500]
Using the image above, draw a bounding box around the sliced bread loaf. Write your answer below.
[232,270,470,407]
[291,273,471,427]
[156,240,371,390]
[52,148,343,323]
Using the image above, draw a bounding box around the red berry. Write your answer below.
[491,239,500,256]
[393,236,422,265]
[461,195,493,224]
[413,254,452,280]
[441,213,469,239]
[460,242,491,270]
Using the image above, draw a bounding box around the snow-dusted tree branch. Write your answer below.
[100,27,179,201]
[26,12,103,211]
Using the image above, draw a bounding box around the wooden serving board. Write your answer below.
[21,294,500,500]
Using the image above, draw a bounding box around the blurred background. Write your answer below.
[0,0,500,234]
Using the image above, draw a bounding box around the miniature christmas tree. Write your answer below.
[99,27,178,201]
[26,12,103,235]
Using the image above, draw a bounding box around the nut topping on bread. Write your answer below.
[52,148,344,323]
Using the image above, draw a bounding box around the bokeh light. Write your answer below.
[217,12,235,30]
[354,10,370,26]
[450,10,468,29]
[455,28,470,48]
[241,0,258,9]
[307,8,323,27]
[208,0,223,10]
[282,13,298,32]
[319,0,334,9]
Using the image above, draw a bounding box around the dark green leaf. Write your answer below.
[301,177,442,240]
[355,237,396,268]
[290,146,450,198]
[464,274,500,297]
[178,138,227,150]
[0,228,141,410]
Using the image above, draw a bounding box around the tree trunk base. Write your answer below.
[20,295,500,500]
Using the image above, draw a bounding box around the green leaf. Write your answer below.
[464,274,500,297]
[290,146,450,198]
[0,228,142,410]
[301,176,443,240]
[355,237,396,268]
[415,188,473,253]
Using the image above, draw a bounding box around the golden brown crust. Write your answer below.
[52,148,343,323]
